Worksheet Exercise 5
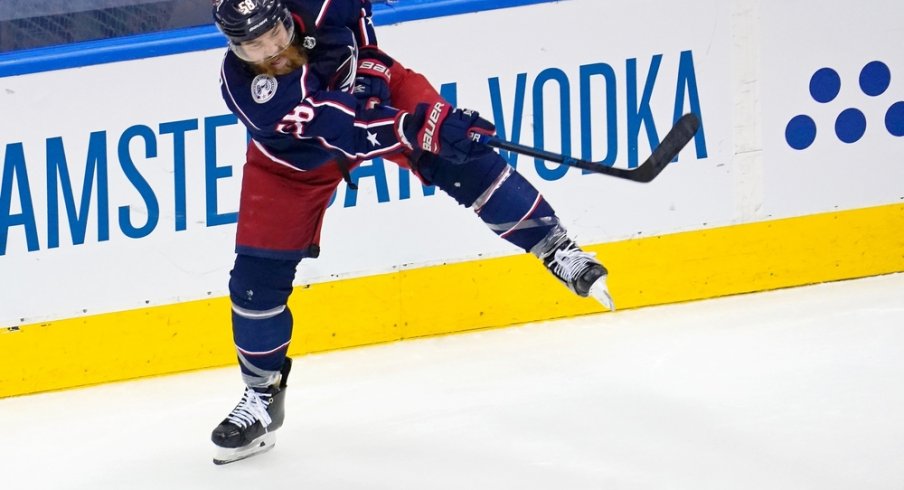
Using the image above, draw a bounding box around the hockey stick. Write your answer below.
[472,112,700,183]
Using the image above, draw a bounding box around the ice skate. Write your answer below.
[537,233,615,311]
[211,357,292,465]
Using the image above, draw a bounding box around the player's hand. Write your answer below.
[401,102,496,164]
[353,52,392,109]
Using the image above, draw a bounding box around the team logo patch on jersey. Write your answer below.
[251,74,278,104]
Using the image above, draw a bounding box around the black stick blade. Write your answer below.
[481,112,700,183]
[633,112,701,182]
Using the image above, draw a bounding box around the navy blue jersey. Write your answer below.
[219,0,407,170]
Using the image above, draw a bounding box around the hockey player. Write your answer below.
[210,0,615,464]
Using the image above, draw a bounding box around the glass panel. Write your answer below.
[0,0,394,53]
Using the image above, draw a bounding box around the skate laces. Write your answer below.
[548,243,597,286]
[226,387,273,429]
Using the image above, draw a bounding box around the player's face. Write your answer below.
[232,22,294,64]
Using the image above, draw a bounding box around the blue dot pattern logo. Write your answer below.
[835,108,866,143]
[786,115,817,150]
[860,61,891,97]
[810,68,841,103]
[887,101,904,136]
[786,60,904,149]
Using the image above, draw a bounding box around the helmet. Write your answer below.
[213,0,296,61]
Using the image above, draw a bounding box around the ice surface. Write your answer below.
[2,274,903,490]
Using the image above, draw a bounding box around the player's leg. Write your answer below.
[384,61,613,309]
[211,147,345,464]
[416,151,613,309]
[212,254,296,464]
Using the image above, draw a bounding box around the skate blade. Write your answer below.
[589,276,616,311]
[213,432,276,465]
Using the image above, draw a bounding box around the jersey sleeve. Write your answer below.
[308,0,378,48]
[282,88,410,161]
[351,0,378,49]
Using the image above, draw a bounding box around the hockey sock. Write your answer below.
[471,163,558,251]
[229,254,298,387]
[418,151,560,252]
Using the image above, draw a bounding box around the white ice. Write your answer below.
[2,273,903,490]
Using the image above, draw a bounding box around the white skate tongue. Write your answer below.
[589,275,616,311]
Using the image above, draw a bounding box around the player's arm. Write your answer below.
[347,0,393,108]
[277,90,406,161]
[276,88,497,164]
[312,0,378,47]
[350,0,378,49]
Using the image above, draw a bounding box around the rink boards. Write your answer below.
[1,0,903,397]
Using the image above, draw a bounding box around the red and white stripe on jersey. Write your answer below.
[315,0,334,27]
[307,96,357,117]
[296,64,310,101]
[252,139,308,171]
[358,8,374,47]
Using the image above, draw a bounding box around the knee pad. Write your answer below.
[229,255,298,311]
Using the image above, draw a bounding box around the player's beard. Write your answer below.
[253,45,307,76]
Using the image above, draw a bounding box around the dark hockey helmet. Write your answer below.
[213,0,296,61]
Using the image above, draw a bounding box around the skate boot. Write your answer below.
[535,232,615,311]
[211,357,292,465]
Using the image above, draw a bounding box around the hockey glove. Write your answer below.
[353,50,393,109]
[400,102,496,164]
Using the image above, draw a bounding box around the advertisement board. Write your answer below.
[761,0,904,217]
[1,0,730,326]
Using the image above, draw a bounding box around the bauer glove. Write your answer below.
[353,49,393,109]
[400,101,496,164]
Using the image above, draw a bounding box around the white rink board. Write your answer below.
[0,0,901,326]
[760,0,904,218]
